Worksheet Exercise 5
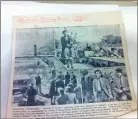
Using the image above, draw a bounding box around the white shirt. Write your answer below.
[97,78,102,92]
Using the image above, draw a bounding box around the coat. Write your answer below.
[49,79,56,97]
[93,77,112,100]
[65,74,70,86]
[111,75,131,101]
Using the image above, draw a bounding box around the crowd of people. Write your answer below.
[81,68,131,103]
[20,70,82,106]
[48,71,82,105]
[85,35,123,58]
[85,43,124,58]
[55,29,124,69]
[15,66,131,106]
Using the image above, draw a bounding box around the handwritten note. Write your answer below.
[18,16,88,23]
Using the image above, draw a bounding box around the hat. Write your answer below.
[62,30,67,34]
[94,69,102,74]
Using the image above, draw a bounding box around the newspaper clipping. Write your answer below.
[7,11,137,118]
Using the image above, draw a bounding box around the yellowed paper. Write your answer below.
[7,11,137,118]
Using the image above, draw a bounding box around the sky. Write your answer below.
[15,25,121,57]
[15,28,54,57]
[54,25,121,43]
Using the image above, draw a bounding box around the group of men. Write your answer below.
[49,71,82,105]
[60,29,124,70]
[81,68,131,103]
[23,70,81,106]
[85,43,124,58]
[21,67,131,106]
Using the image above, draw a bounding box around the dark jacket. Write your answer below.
[35,76,41,85]
[49,79,56,97]
[55,80,64,93]
[61,36,70,50]
[65,74,70,86]
[71,74,77,85]
[26,87,37,104]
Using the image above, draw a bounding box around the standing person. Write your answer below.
[35,73,42,94]
[55,76,64,95]
[65,86,78,104]
[49,60,53,68]
[73,33,77,43]
[65,72,70,86]
[64,44,71,68]
[81,76,86,102]
[71,72,77,86]
[51,66,56,78]
[49,77,56,105]
[61,30,69,58]
[58,71,64,81]
[109,72,119,101]
[67,80,76,92]
[66,32,74,69]
[93,70,113,102]
[84,75,93,103]
[109,71,128,101]
[115,68,131,101]
[73,44,78,58]
[73,84,82,103]
[26,83,37,106]
[69,32,74,42]
[86,43,92,51]
[70,41,75,58]
[73,33,78,58]
[56,88,69,105]
[64,44,73,69]
[69,44,74,69]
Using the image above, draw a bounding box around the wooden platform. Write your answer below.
[89,57,125,63]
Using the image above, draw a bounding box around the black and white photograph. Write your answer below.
[15,28,55,57]
[55,25,125,69]
[13,56,66,106]
[80,67,132,103]
[13,54,82,106]
[12,25,131,107]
